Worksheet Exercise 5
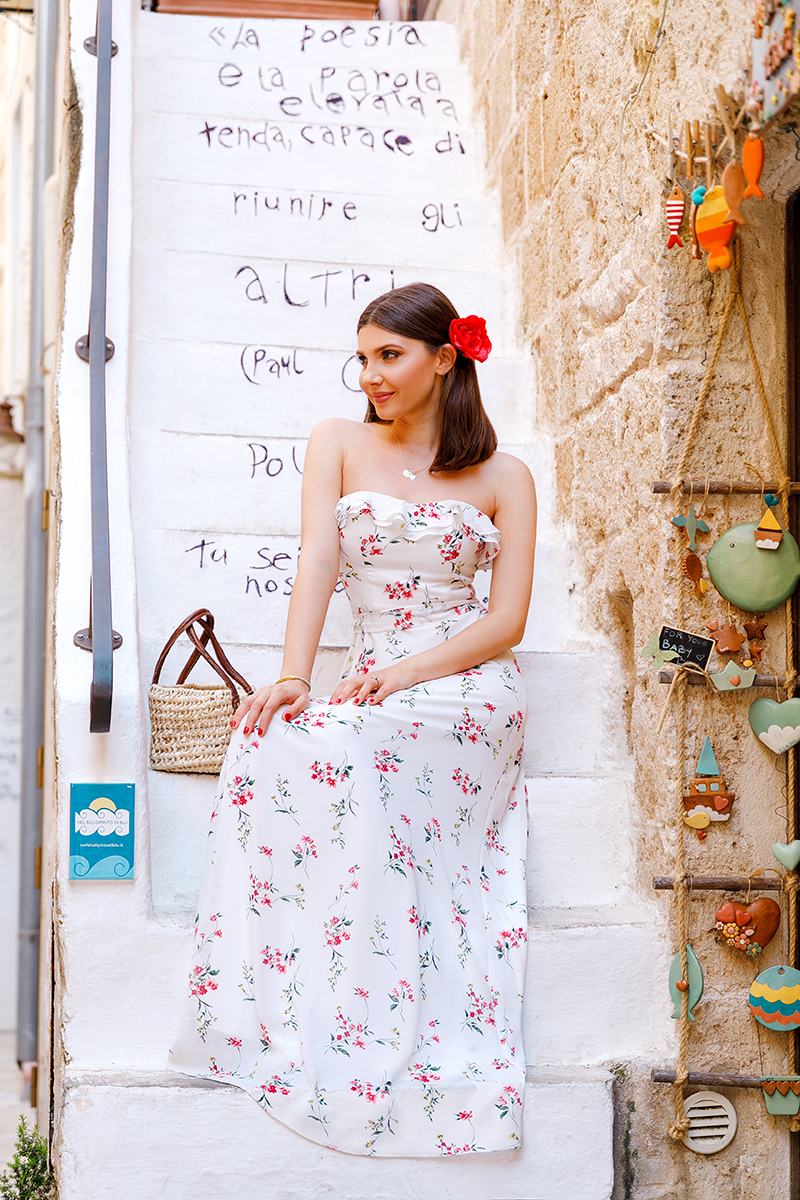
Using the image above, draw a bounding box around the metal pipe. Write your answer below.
[17,0,58,1067]
[86,0,114,733]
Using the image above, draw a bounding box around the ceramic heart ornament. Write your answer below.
[749,698,800,755]
[773,841,800,870]
[716,898,781,957]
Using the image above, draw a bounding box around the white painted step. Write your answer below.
[57,1070,614,1200]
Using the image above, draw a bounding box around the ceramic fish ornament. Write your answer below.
[743,133,765,199]
[706,522,800,610]
[665,185,686,248]
[696,185,737,272]
[669,944,704,1021]
[722,161,747,226]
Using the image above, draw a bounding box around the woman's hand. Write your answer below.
[232,680,311,735]
[329,663,418,708]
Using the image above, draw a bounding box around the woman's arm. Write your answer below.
[331,455,537,707]
[233,420,346,733]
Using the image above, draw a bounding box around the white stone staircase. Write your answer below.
[50,6,665,1196]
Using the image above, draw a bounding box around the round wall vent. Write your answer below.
[681,1091,737,1155]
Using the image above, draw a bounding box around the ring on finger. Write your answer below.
[368,675,381,693]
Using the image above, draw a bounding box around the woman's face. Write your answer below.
[356,324,453,419]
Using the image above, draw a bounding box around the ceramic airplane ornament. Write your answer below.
[742,133,765,198]
[755,506,784,550]
[683,736,736,838]
[706,522,800,610]
[672,505,711,552]
[711,660,757,691]
[669,944,704,1020]
[722,160,747,225]
[666,185,686,247]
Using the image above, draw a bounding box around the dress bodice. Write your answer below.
[335,491,501,637]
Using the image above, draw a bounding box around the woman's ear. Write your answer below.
[435,344,457,375]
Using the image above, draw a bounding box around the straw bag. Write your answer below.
[148,609,253,775]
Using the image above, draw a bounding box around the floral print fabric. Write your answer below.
[168,492,529,1157]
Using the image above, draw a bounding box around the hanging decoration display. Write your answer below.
[749,696,800,754]
[749,966,800,1031]
[715,897,781,955]
[750,0,799,129]
[668,944,704,1020]
[772,840,800,870]
[706,522,800,610]
[682,736,736,837]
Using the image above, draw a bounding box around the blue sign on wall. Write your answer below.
[69,783,135,881]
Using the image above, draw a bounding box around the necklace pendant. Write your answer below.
[403,467,417,480]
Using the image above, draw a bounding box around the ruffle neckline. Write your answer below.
[334,491,501,559]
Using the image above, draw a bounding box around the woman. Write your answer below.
[169,283,537,1158]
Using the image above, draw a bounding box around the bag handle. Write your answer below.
[151,609,253,712]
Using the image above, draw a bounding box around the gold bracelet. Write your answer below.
[274,675,312,690]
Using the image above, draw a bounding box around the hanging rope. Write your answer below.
[663,239,798,1137]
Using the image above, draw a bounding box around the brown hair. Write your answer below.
[357,282,497,474]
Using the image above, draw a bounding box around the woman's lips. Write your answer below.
[371,392,394,402]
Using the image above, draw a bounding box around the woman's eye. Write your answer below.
[382,351,398,360]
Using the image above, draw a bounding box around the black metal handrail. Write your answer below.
[72,0,119,732]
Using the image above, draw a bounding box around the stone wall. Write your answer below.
[440,0,800,1193]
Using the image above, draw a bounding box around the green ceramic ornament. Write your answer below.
[668,944,704,1021]
[749,697,800,754]
[710,660,757,692]
[706,522,800,611]
[773,840,800,870]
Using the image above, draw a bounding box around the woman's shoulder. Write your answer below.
[481,450,536,495]
[309,418,373,446]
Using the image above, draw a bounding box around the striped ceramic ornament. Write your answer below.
[665,185,686,249]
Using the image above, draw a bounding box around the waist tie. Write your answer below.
[353,601,485,636]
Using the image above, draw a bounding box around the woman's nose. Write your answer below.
[361,362,383,384]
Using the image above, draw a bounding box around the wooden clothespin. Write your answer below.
[685,119,695,177]
[715,85,735,141]
[704,124,714,188]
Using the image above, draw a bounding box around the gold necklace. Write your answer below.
[392,425,433,481]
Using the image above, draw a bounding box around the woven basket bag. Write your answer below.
[148,609,253,774]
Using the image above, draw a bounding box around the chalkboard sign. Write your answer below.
[659,625,714,671]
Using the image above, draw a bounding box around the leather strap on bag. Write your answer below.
[151,609,253,711]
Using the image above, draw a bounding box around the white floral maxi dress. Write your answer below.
[168,491,529,1157]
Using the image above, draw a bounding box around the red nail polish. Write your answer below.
[230,720,236,728]
[258,728,264,736]
[243,727,249,735]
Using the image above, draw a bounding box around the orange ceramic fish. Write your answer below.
[696,185,737,272]
[743,133,765,198]
[722,161,747,226]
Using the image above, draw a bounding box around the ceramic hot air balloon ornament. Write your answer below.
[665,185,686,248]
[706,521,800,611]
[749,965,800,1032]
[683,736,736,839]
[696,185,737,272]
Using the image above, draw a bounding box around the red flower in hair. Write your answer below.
[449,316,492,363]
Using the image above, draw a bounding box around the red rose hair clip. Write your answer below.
[449,315,492,363]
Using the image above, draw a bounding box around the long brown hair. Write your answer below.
[357,282,497,474]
